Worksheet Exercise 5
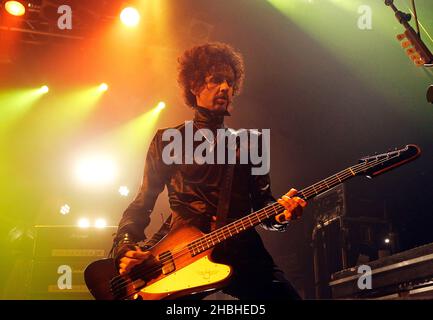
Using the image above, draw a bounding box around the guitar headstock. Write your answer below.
[397,30,433,66]
[357,144,421,178]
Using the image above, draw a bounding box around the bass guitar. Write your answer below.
[84,144,421,300]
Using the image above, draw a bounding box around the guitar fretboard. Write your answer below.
[187,166,360,257]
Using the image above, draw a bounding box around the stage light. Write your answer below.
[106,100,166,156]
[119,186,130,196]
[5,1,26,17]
[38,85,49,94]
[156,101,166,111]
[60,204,70,215]
[98,83,108,92]
[95,218,107,229]
[384,238,390,244]
[0,87,50,131]
[74,155,117,186]
[77,218,90,228]
[120,7,140,27]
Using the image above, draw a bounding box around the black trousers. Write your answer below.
[220,266,301,300]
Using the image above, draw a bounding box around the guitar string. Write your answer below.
[110,153,402,298]
[110,153,403,297]
[123,152,402,273]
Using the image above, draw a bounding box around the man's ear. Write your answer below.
[190,81,205,96]
[190,83,200,96]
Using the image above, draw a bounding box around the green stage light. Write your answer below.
[0,87,49,133]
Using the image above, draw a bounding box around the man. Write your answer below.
[111,42,306,300]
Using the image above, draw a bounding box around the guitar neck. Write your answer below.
[187,166,359,257]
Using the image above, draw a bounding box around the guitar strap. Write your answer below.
[143,162,234,243]
[213,163,235,231]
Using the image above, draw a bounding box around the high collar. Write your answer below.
[193,106,229,129]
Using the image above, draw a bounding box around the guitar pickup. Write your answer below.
[158,250,176,275]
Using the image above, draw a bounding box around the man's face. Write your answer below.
[193,65,235,114]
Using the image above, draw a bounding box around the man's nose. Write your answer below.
[219,80,230,91]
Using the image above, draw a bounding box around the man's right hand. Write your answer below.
[118,246,151,275]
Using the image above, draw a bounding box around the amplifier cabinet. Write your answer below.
[330,242,433,299]
[27,225,117,300]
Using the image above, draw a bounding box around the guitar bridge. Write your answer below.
[158,250,176,275]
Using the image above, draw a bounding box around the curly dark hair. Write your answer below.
[177,42,245,108]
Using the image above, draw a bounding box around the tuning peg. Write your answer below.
[410,53,420,61]
[401,40,412,49]
[396,34,406,41]
[414,58,425,67]
[406,48,416,55]
[410,54,425,66]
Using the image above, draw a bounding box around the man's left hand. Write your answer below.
[276,188,307,224]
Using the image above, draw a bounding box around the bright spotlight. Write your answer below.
[156,101,166,111]
[98,83,108,92]
[5,1,26,17]
[120,7,140,27]
[119,186,130,197]
[60,204,70,215]
[75,155,117,186]
[95,218,107,229]
[77,218,90,228]
[384,238,390,244]
[38,85,49,94]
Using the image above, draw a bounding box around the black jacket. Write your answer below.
[113,108,286,267]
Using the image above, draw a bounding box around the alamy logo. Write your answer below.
[357,264,372,290]
[57,265,72,290]
[57,5,72,30]
[161,121,270,175]
[358,5,373,30]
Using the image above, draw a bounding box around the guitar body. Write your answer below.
[85,225,232,300]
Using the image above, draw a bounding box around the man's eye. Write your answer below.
[208,76,234,86]
[212,76,223,83]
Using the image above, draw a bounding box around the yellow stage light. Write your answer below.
[38,85,49,94]
[74,154,117,186]
[5,1,26,17]
[60,204,70,215]
[120,7,140,27]
[77,218,90,228]
[156,101,166,111]
[95,218,107,229]
[119,186,130,196]
[98,83,108,92]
